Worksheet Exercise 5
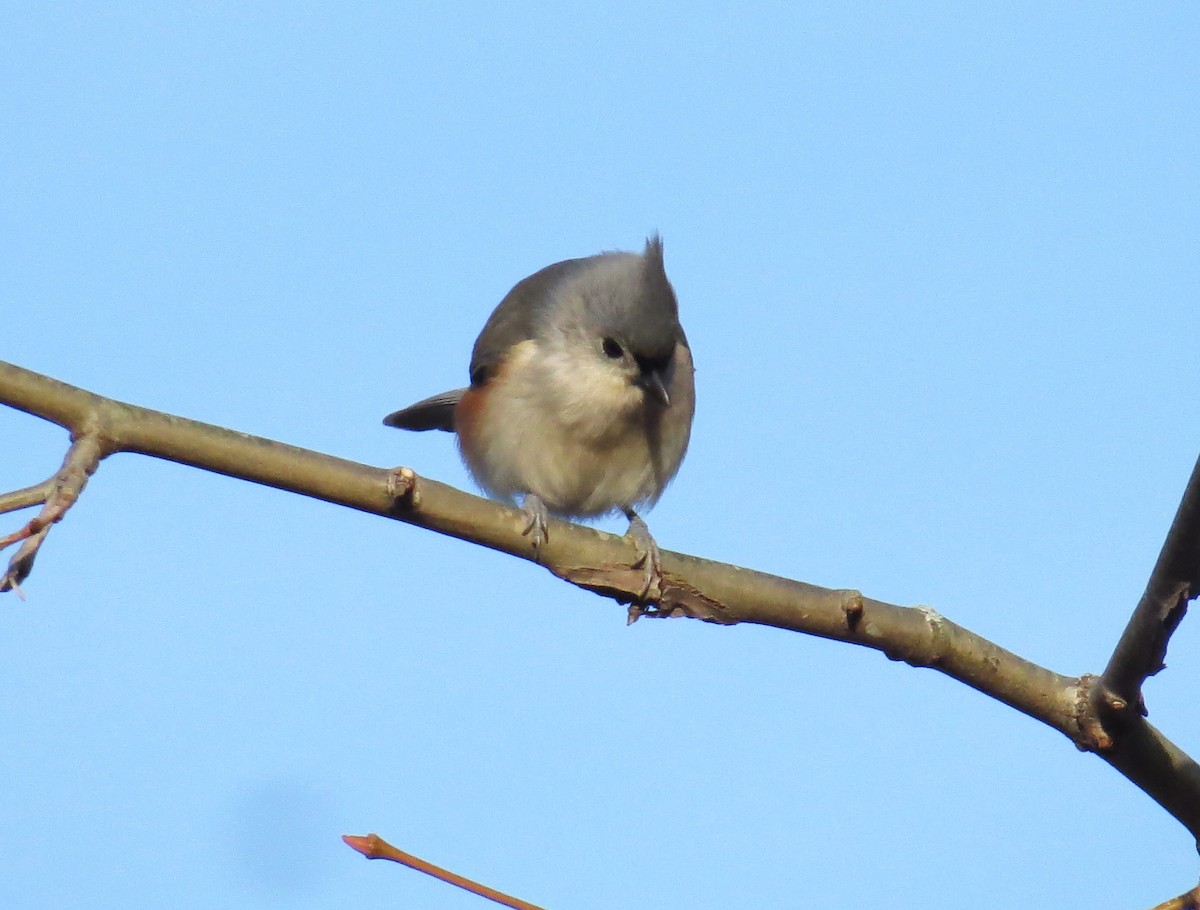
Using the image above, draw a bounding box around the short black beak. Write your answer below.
[637,369,671,407]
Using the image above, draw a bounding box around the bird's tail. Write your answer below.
[382,388,465,432]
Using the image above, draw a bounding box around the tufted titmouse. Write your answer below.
[383,235,694,593]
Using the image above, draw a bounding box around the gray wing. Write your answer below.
[382,388,466,432]
[468,256,595,385]
[383,259,589,432]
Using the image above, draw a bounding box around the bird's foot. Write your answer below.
[521,494,550,558]
[624,510,664,603]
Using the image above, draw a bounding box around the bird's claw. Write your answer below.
[521,494,550,558]
[625,512,664,603]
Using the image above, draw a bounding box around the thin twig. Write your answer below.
[1,527,49,600]
[0,478,55,515]
[343,834,547,910]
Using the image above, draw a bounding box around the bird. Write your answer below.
[383,235,694,597]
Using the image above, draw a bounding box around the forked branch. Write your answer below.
[1,433,105,595]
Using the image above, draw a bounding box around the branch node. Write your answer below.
[842,591,865,631]
[1073,675,1114,753]
[386,466,418,508]
[910,605,949,668]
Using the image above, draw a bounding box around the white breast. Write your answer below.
[459,339,695,518]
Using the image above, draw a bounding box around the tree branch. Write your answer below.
[1100,451,1200,712]
[1150,883,1200,910]
[3,358,1200,855]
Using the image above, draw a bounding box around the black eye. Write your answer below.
[601,337,623,359]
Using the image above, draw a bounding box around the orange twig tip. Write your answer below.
[341,831,548,910]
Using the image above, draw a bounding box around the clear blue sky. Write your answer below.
[2,3,1198,907]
